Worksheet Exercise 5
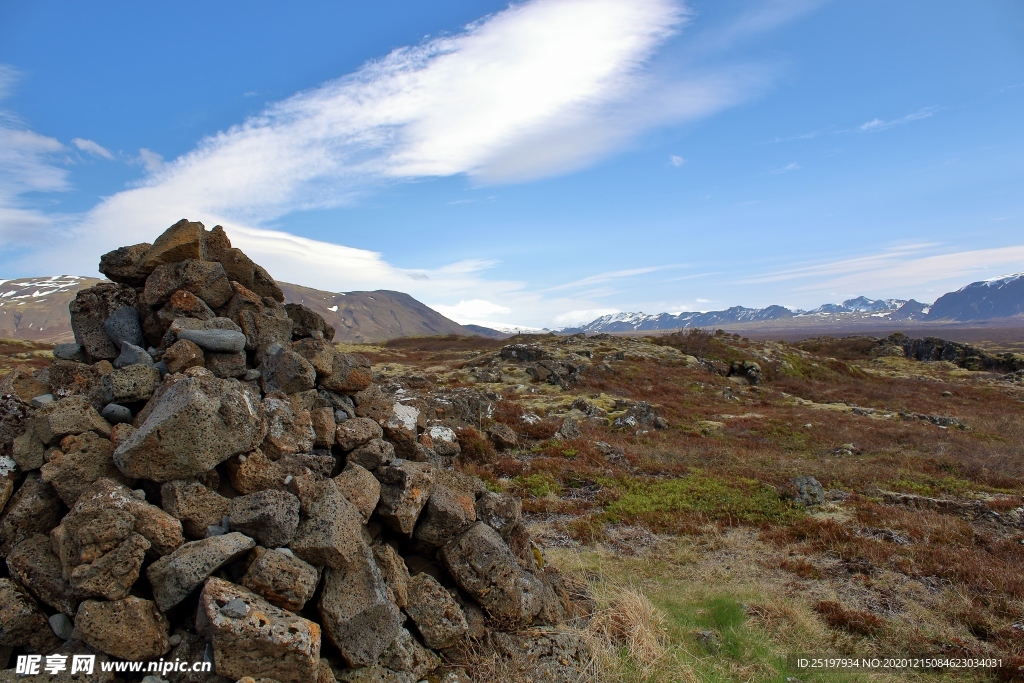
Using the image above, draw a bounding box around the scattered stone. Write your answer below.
[49,612,74,641]
[100,403,133,424]
[375,461,435,536]
[163,338,206,373]
[241,546,320,612]
[229,490,300,548]
[291,479,367,569]
[791,476,825,506]
[161,480,232,540]
[318,544,403,668]
[74,596,171,660]
[147,532,256,611]
[113,373,266,481]
[404,573,469,650]
[197,577,321,683]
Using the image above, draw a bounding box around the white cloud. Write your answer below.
[430,299,511,322]
[136,148,165,173]
[771,161,800,174]
[71,138,113,160]
[670,154,685,166]
[859,107,935,132]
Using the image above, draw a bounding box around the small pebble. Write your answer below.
[131,489,146,501]
[168,634,182,646]
[154,361,169,378]
[206,525,227,537]
[30,394,55,407]
[101,403,133,424]
[942,390,952,397]
[238,454,247,463]
[48,613,73,640]
[219,597,249,619]
[243,369,261,382]
[284,475,294,485]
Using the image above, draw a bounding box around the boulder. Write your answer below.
[791,476,825,506]
[206,225,284,302]
[0,365,48,404]
[222,283,293,360]
[0,475,64,555]
[347,438,395,471]
[102,305,145,351]
[261,396,314,459]
[197,577,321,683]
[5,534,77,616]
[372,543,410,609]
[100,364,161,404]
[320,352,373,394]
[147,532,255,611]
[69,532,150,600]
[142,259,233,309]
[40,431,132,506]
[292,337,335,378]
[0,578,63,652]
[375,461,435,536]
[290,479,366,569]
[335,417,383,451]
[260,346,316,395]
[33,395,112,445]
[46,359,103,402]
[378,627,439,680]
[404,573,468,650]
[113,342,154,369]
[229,490,300,548]
[333,463,380,523]
[113,373,266,481]
[99,242,152,285]
[163,338,206,374]
[11,428,45,471]
[160,480,232,539]
[352,385,391,422]
[205,350,247,378]
[74,597,171,660]
[383,404,420,459]
[311,405,336,448]
[240,546,320,612]
[286,304,335,341]
[318,544,403,668]
[69,282,138,361]
[177,328,247,354]
[141,219,208,271]
[413,484,476,548]
[440,522,544,625]
[475,490,522,539]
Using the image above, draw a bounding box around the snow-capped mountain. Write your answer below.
[927,273,1024,321]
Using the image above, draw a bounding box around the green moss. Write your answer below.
[516,472,563,497]
[603,472,801,529]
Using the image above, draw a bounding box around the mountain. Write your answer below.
[927,273,1024,321]
[0,276,482,344]
[0,276,104,342]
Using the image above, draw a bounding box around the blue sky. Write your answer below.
[1,0,1022,329]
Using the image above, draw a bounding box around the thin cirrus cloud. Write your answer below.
[858,106,936,132]
[1,0,811,326]
[71,138,113,160]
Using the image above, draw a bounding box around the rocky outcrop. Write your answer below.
[0,220,574,681]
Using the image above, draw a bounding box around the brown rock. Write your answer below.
[0,475,64,555]
[147,532,255,611]
[74,597,170,660]
[290,479,367,569]
[261,396,314,459]
[0,365,48,403]
[347,438,395,471]
[292,337,335,378]
[241,546,320,612]
[333,463,380,523]
[0,577,62,652]
[404,573,469,650]
[197,577,321,683]
[206,225,284,302]
[375,461,435,536]
[163,339,206,374]
[318,544,403,668]
[69,282,138,361]
[141,219,209,271]
[11,427,45,471]
[222,283,293,359]
[378,627,439,679]
[41,431,131,506]
[486,423,519,450]
[335,417,383,451]
[475,490,522,539]
[5,534,77,615]
[229,490,300,548]
[311,406,336,448]
[160,479,231,539]
[47,359,103,402]
[206,350,247,378]
[261,347,316,395]
[226,449,288,494]
[33,395,112,445]
[286,304,335,341]
[99,242,152,285]
[142,259,233,309]
[351,385,391,422]
[100,364,161,404]
[113,373,266,481]
[156,289,216,331]
[372,543,410,609]
[413,484,476,548]
[320,352,372,394]
[69,532,150,600]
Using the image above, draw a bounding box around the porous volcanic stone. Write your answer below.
[74,596,171,660]
[404,573,469,650]
[160,479,231,540]
[333,463,380,524]
[102,305,145,351]
[41,431,132,506]
[69,282,138,361]
[100,364,161,405]
[0,475,64,555]
[0,577,63,652]
[347,438,395,471]
[33,395,111,445]
[290,479,366,569]
[335,417,383,451]
[147,532,255,611]
[375,460,435,536]
[260,345,316,395]
[162,338,205,374]
[197,577,321,683]
[142,259,233,309]
[240,546,320,612]
[413,484,476,548]
[229,490,300,548]
[99,242,152,285]
[6,533,78,615]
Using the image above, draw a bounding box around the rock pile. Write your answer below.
[0,220,574,682]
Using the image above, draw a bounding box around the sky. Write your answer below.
[1,0,1022,330]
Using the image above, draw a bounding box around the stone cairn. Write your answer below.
[0,220,572,682]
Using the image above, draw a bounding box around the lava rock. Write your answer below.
[160,480,232,540]
[375,461,435,536]
[290,479,367,569]
[74,596,171,660]
[404,573,469,650]
[333,463,380,524]
[147,532,255,611]
[177,328,247,354]
[229,490,300,548]
[335,418,384,451]
[240,546,320,612]
[103,306,145,351]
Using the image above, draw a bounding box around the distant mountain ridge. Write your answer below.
[564,274,1024,334]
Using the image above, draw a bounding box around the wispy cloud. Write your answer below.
[430,299,511,322]
[858,106,936,132]
[670,154,685,166]
[763,130,818,144]
[771,161,800,174]
[545,265,680,292]
[71,138,113,160]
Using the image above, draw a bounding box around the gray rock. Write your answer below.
[154,360,169,378]
[113,341,154,368]
[160,480,232,540]
[101,403,133,424]
[375,461,435,536]
[146,532,255,611]
[220,597,249,619]
[241,546,320,612]
[69,282,138,361]
[243,368,261,381]
[103,306,145,350]
[379,627,439,679]
[414,484,476,548]
[260,345,317,395]
[33,395,112,445]
[347,438,395,471]
[404,573,469,650]
[475,490,522,539]
[791,476,825,506]
[290,479,367,569]
[440,522,544,625]
[113,373,266,481]
[49,612,73,640]
[318,543,403,668]
[163,339,205,374]
[177,328,247,353]
[372,543,410,609]
[29,393,54,407]
[229,489,300,548]
[335,417,384,451]
[53,343,85,361]
[99,242,151,285]
[100,364,161,404]
[197,577,321,683]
